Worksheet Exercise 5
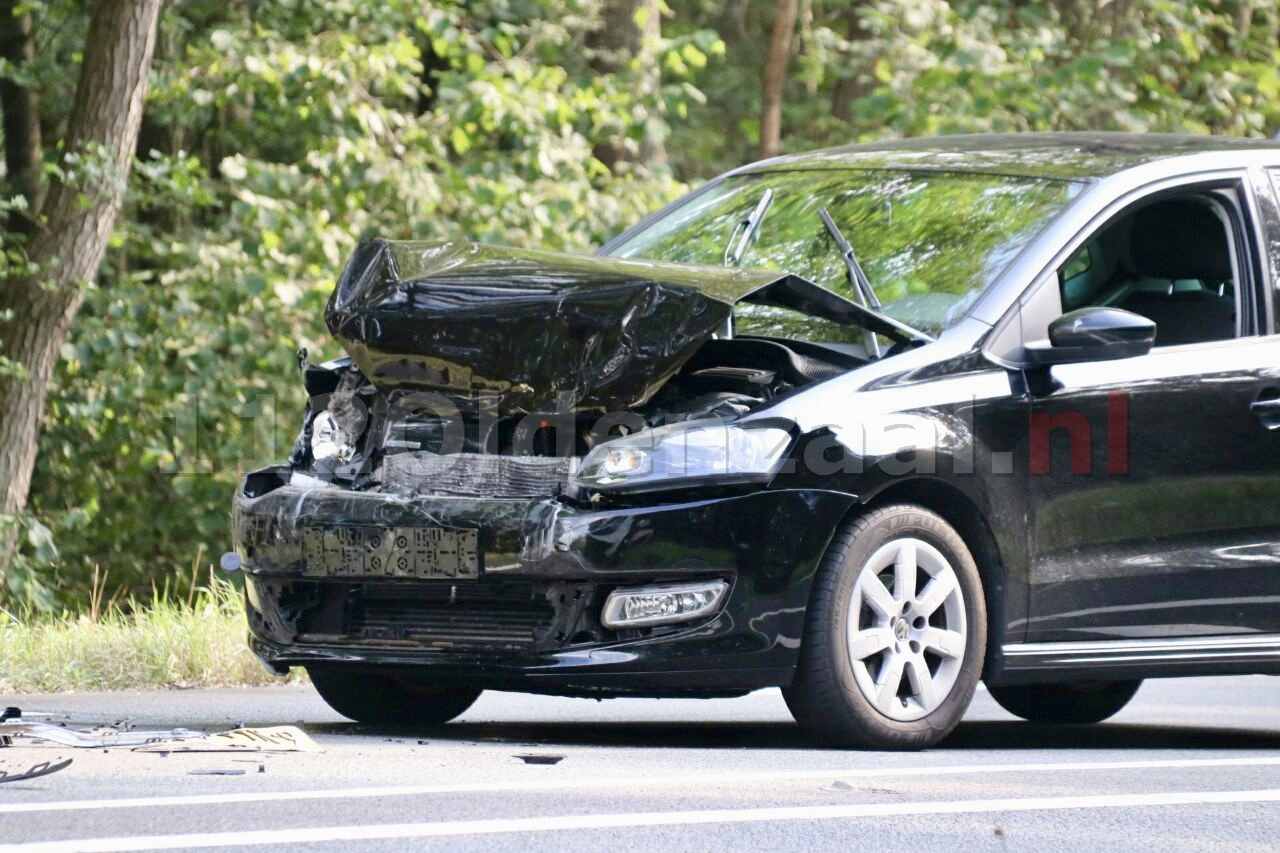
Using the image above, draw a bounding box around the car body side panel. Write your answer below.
[762,334,1033,648]
[1255,166,1280,333]
[1008,174,1280,641]
[1023,336,1280,642]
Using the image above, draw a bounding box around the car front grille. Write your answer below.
[296,580,558,651]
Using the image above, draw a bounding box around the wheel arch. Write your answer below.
[854,477,1008,680]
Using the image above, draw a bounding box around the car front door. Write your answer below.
[1019,178,1280,642]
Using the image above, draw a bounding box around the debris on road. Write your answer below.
[0,757,72,783]
[513,753,565,765]
[0,712,320,754]
[1,707,18,744]
[187,769,247,776]
[133,726,321,754]
[0,719,201,749]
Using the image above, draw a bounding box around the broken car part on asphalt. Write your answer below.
[0,720,201,749]
[133,726,321,753]
[0,757,73,783]
[0,714,320,753]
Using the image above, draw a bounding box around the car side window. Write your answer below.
[1056,195,1239,347]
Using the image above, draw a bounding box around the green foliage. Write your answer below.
[0,199,36,384]
[844,0,1280,138]
[9,0,1280,611]
[665,1,1280,169]
[0,512,64,613]
[19,0,704,606]
[800,1,1278,146]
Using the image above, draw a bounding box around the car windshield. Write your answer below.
[606,169,1079,340]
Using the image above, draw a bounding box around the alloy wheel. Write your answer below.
[846,537,967,722]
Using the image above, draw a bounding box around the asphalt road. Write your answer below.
[1,676,1278,851]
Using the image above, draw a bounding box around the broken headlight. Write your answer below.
[310,410,356,464]
[574,419,792,493]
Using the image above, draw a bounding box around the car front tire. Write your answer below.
[784,504,987,750]
[986,680,1142,724]
[308,667,482,726]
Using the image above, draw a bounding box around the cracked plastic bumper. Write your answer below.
[231,467,856,694]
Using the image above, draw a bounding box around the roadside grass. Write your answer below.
[0,561,302,694]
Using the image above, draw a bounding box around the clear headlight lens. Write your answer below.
[310,410,356,463]
[575,419,792,492]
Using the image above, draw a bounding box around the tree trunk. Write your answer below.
[830,9,873,126]
[0,0,45,235]
[1235,0,1255,41]
[760,0,797,159]
[589,0,665,170]
[0,0,163,567]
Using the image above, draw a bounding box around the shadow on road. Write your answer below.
[313,719,1280,752]
[942,721,1280,751]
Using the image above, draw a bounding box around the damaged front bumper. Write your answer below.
[232,467,855,696]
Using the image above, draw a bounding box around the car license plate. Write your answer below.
[301,525,479,579]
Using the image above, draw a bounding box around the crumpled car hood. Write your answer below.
[325,239,794,413]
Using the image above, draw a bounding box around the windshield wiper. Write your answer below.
[723,188,774,266]
[819,207,880,311]
[818,207,932,355]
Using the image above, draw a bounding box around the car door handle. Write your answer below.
[1251,392,1280,429]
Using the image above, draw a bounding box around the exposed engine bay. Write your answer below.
[294,333,863,498]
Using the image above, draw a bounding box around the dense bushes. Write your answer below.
[7,0,1280,610]
[12,1,702,607]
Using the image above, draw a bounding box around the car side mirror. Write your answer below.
[1023,307,1155,367]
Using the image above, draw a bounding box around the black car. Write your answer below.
[229,133,1280,749]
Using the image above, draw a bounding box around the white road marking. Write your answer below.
[5,788,1280,852]
[2,756,1279,815]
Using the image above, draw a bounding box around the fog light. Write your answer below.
[601,581,729,629]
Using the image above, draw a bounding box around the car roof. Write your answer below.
[740,132,1280,182]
